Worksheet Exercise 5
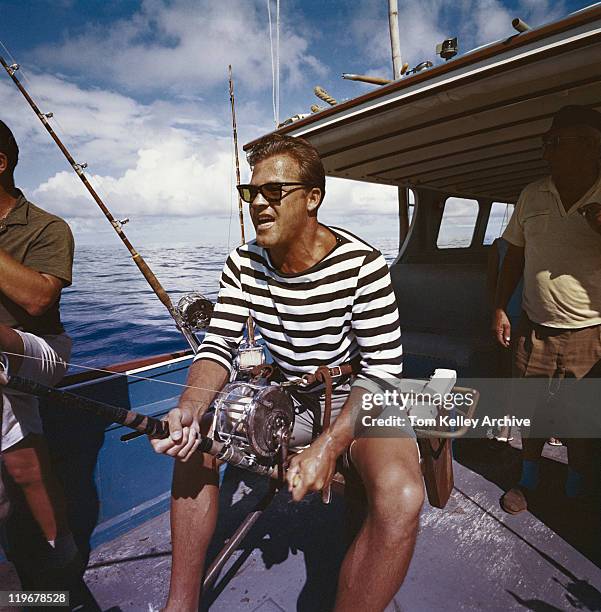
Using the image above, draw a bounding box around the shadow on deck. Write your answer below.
[9,454,594,612]
[453,437,601,569]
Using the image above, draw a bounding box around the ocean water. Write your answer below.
[61,237,400,369]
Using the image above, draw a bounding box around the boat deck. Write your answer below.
[4,439,598,612]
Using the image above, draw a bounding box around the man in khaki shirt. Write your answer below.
[493,106,601,513]
[0,120,80,581]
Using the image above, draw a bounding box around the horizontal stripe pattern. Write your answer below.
[194,227,403,391]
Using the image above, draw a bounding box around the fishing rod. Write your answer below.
[5,371,273,474]
[229,65,246,247]
[0,56,211,352]
[228,65,263,371]
[1,355,287,479]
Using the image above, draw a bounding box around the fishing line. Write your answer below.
[0,38,41,95]
[275,0,280,126]
[228,118,235,251]
[0,40,79,165]
[267,0,277,127]
[0,39,18,70]
[1,351,232,398]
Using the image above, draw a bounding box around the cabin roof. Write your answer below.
[244,4,601,204]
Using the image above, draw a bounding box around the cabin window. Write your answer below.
[436,197,479,248]
[484,202,514,245]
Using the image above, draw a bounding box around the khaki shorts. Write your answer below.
[1,331,72,452]
[513,314,601,437]
[514,314,601,380]
[288,383,415,450]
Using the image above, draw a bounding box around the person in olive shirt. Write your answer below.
[0,120,79,574]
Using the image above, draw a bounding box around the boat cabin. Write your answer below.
[244,3,601,379]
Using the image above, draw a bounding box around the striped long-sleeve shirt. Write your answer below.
[194,227,403,393]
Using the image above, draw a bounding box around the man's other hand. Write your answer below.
[286,435,338,502]
[149,405,201,461]
[492,308,511,348]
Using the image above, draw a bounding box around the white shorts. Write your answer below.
[1,330,72,452]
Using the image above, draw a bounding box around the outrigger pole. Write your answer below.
[228,65,246,246]
[228,65,263,370]
[0,56,203,353]
[387,1,411,245]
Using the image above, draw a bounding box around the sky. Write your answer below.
[0,0,594,249]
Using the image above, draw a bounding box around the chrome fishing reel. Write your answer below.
[176,292,213,331]
[211,379,294,473]
[233,340,266,377]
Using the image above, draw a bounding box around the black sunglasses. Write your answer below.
[237,182,311,204]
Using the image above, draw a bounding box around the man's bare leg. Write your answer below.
[164,451,220,612]
[334,437,423,612]
[0,324,70,543]
[2,434,69,540]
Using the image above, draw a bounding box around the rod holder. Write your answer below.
[512,18,531,33]
[342,73,391,86]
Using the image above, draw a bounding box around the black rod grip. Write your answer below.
[6,375,169,438]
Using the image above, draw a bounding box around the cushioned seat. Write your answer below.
[390,263,496,377]
[402,330,492,368]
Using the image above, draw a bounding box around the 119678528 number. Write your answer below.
[1,591,69,607]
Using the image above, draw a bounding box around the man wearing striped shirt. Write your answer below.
[151,134,423,612]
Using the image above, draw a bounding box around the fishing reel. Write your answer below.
[211,378,294,473]
[233,340,266,377]
[176,292,213,331]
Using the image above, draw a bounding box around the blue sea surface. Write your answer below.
[61,238,400,370]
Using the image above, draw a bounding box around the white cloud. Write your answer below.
[8,53,400,225]
[470,0,513,46]
[517,0,567,27]
[33,0,327,95]
[324,177,399,216]
[466,0,566,46]
[33,134,237,218]
[4,69,259,221]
